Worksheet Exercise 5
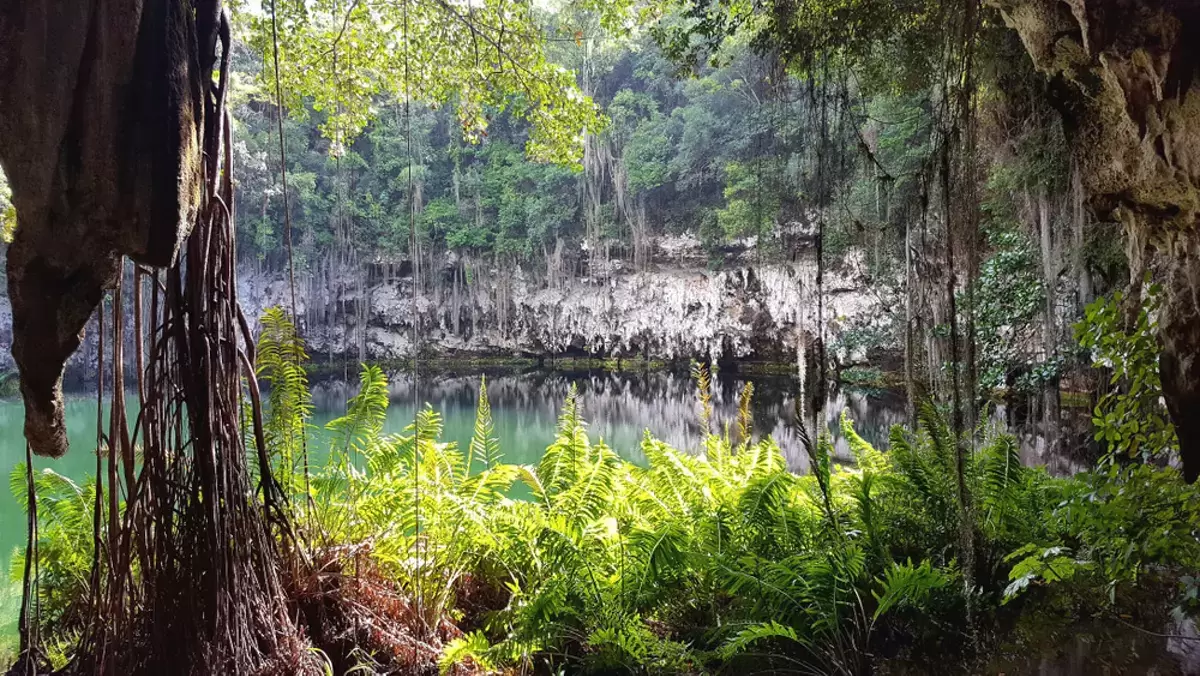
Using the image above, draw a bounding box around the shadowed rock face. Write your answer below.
[993,0,1200,480]
[0,1,202,457]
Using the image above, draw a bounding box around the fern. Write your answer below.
[256,306,313,500]
[691,360,714,436]
[977,433,1024,531]
[840,410,887,472]
[793,406,837,529]
[739,472,795,545]
[872,559,947,621]
[468,377,502,472]
[439,630,496,674]
[737,381,755,447]
[628,521,688,599]
[326,364,389,458]
[9,323,1081,675]
[557,383,581,436]
[720,620,810,660]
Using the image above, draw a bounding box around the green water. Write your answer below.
[0,390,614,566]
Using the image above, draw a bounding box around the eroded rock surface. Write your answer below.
[235,238,880,366]
[993,0,1200,479]
[0,0,202,456]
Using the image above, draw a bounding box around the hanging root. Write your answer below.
[5,3,315,674]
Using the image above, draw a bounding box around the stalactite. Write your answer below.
[452,263,462,336]
[1070,161,1091,306]
[1038,186,1061,456]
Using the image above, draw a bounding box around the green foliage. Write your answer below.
[264,343,1073,672]
[468,376,503,471]
[227,24,858,269]
[716,160,779,240]
[0,577,17,669]
[0,169,14,244]
[1056,464,1200,588]
[839,366,885,388]
[999,461,1200,626]
[971,228,1046,393]
[1002,544,1089,602]
[16,310,1200,673]
[256,306,314,499]
[873,559,948,620]
[7,465,97,635]
[438,630,496,675]
[234,0,617,165]
[1075,285,1177,463]
[690,360,714,436]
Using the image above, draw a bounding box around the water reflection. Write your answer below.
[310,369,909,472]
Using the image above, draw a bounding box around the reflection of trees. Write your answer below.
[309,371,912,473]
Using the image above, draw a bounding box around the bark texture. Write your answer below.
[0,0,202,457]
[993,0,1200,480]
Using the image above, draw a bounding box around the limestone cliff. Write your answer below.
[235,234,883,366]
[0,236,884,378]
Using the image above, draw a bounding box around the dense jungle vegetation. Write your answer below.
[2,0,1199,674]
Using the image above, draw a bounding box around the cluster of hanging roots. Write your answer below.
[8,5,314,674]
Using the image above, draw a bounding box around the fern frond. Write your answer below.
[691,361,713,436]
[557,383,582,436]
[840,410,886,472]
[517,465,551,506]
[917,401,955,473]
[326,364,390,458]
[439,630,496,674]
[469,376,503,471]
[628,521,689,598]
[719,620,810,660]
[977,433,1025,529]
[872,559,948,621]
[255,307,312,500]
[739,472,795,540]
[737,381,754,447]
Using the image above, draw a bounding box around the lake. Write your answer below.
[0,368,909,564]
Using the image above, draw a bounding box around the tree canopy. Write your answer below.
[234,0,639,166]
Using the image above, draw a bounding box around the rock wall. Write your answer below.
[236,235,881,365]
[0,235,884,375]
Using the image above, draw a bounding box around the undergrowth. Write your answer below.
[6,307,1200,675]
